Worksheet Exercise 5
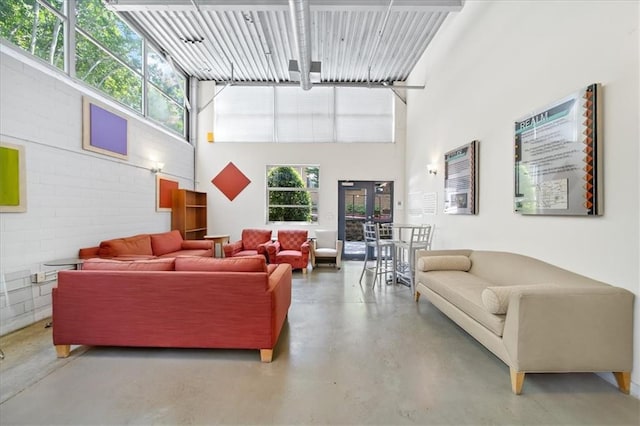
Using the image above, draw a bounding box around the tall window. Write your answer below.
[0,0,65,71]
[76,0,143,111]
[267,165,319,223]
[215,86,394,143]
[147,47,186,134]
[0,0,187,138]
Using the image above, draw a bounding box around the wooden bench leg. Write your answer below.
[55,345,70,358]
[260,349,273,363]
[510,368,525,395]
[613,371,631,394]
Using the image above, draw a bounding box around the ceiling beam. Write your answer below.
[106,0,464,13]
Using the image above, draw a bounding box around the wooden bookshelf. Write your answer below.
[171,189,207,240]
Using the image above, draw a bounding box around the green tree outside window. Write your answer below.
[267,166,315,222]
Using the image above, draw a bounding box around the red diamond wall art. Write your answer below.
[211,162,251,201]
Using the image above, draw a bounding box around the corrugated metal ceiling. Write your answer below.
[108,0,464,85]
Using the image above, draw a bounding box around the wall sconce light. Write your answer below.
[150,162,165,174]
[427,164,438,175]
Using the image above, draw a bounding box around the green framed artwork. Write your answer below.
[0,142,27,212]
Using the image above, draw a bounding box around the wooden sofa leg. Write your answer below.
[414,291,421,302]
[55,345,70,358]
[510,368,525,395]
[613,371,631,394]
[260,349,273,363]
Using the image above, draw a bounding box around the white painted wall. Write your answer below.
[195,81,406,241]
[0,46,194,334]
[405,1,639,396]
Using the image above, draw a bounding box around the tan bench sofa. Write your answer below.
[414,249,634,395]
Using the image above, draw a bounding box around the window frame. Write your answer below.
[266,164,319,224]
[0,0,189,140]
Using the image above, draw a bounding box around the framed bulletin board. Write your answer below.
[82,97,128,160]
[514,84,602,215]
[444,140,478,215]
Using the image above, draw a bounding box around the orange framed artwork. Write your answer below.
[156,174,179,212]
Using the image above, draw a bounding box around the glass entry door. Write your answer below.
[338,181,393,261]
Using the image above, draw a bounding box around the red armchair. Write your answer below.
[223,229,272,258]
[266,230,310,273]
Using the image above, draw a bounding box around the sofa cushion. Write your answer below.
[111,255,157,261]
[181,240,213,250]
[481,284,557,314]
[230,250,262,257]
[157,249,212,258]
[175,256,268,272]
[82,258,175,271]
[417,255,471,272]
[315,248,338,257]
[150,230,183,256]
[424,271,505,337]
[98,235,153,257]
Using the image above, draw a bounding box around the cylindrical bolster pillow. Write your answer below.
[481,286,512,314]
[417,255,471,272]
[481,284,558,314]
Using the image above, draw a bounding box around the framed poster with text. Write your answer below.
[514,84,602,215]
[444,140,478,215]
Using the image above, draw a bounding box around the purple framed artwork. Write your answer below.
[82,97,128,160]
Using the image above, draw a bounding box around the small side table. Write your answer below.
[204,234,230,258]
[42,258,85,329]
[43,258,85,270]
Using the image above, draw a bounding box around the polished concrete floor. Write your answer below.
[1,261,638,425]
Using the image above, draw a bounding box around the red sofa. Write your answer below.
[53,256,292,362]
[78,230,213,259]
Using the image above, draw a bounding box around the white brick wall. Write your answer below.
[0,46,196,335]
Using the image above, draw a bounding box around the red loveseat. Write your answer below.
[53,256,292,362]
[78,230,212,259]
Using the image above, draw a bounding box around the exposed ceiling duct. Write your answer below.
[288,0,313,90]
[107,1,465,85]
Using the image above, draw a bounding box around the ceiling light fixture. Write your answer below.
[180,36,204,44]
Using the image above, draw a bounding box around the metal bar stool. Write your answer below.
[359,222,396,288]
[392,224,431,294]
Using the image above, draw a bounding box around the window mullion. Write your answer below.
[142,39,147,116]
[65,0,75,77]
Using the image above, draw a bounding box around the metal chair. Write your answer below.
[359,222,395,288]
